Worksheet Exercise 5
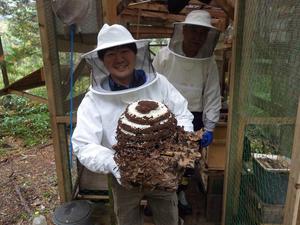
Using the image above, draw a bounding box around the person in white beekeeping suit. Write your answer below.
[152,10,222,215]
[72,24,194,225]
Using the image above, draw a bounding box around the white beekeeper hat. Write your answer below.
[82,24,149,59]
[81,24,157,93]
[176,10,218,30]
[169,10,220,59]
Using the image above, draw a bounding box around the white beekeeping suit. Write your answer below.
[153,10,221,133]
[72,24,194,181]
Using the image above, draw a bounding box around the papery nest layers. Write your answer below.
[113,100,202,191]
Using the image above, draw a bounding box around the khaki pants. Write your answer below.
[111,178,179,225]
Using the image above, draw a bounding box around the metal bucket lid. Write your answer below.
[53,200,93,225]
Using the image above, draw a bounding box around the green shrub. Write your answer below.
[0,95,51,147]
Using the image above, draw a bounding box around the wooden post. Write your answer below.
[36,0,72,202]
[0,36,9,87]
[283,98,300,225]
[221,0,244,224]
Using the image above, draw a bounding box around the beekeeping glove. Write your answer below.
[107,155,121,185]
[200,131,214,148]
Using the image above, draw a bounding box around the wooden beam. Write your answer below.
[7,89,48,104]
[76,194,109,200]
[127,2,228,19]
[121,14,170,26]
[243,116,296,125]
[122,8,185,22]
[122,8,227,31]
[0,68,45,96]
[283,98,300,225]
[36,0,72,202]
[222,0,241,224]
[232,118,246,215]
[0,36,9,87]
[128,25,173,38]
[127,2,169,13]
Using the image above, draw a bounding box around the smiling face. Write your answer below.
[182,25,209,57]
[102,45,137,86]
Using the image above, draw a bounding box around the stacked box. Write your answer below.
[252,153,290,204]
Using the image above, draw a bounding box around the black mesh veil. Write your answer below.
[168,23,220,59]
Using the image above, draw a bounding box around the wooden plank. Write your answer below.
[78,167,108,191]
[283,98,300,225]
[36,0,72,202]
[222,0,241,224]
[122,8,227,31]
[128,25,173,38]
[0,36,9,87]
[244,116,296,125]
[122,8,185,22]
[76,194,109,200]
[7,89,48,104]
[128,2,168,13]
[127,1,227,19]
[1,68,44,92]
[232,118,246,215]
[121,14,170,26]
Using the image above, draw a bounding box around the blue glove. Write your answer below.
[200,131,214,148]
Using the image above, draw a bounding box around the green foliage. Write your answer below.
[246,124,281,155]
[0,0,42,85]
[0,2,49,148]
[0,95,51,147]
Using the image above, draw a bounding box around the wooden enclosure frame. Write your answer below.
[222,1,300,224]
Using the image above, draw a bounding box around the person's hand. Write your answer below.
[200,131,213,148]
[107,156,121,185]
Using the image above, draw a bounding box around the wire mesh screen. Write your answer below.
[225,0,300,224]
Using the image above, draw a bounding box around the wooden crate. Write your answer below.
[204,122,227,170]
[79,167,108,191]
[243,183,284,224]
[76,163,109,200]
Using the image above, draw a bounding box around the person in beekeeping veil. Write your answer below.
[153,10,222,214]
[72,23,194,225]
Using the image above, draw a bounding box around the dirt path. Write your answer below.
[0,139,58,225]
